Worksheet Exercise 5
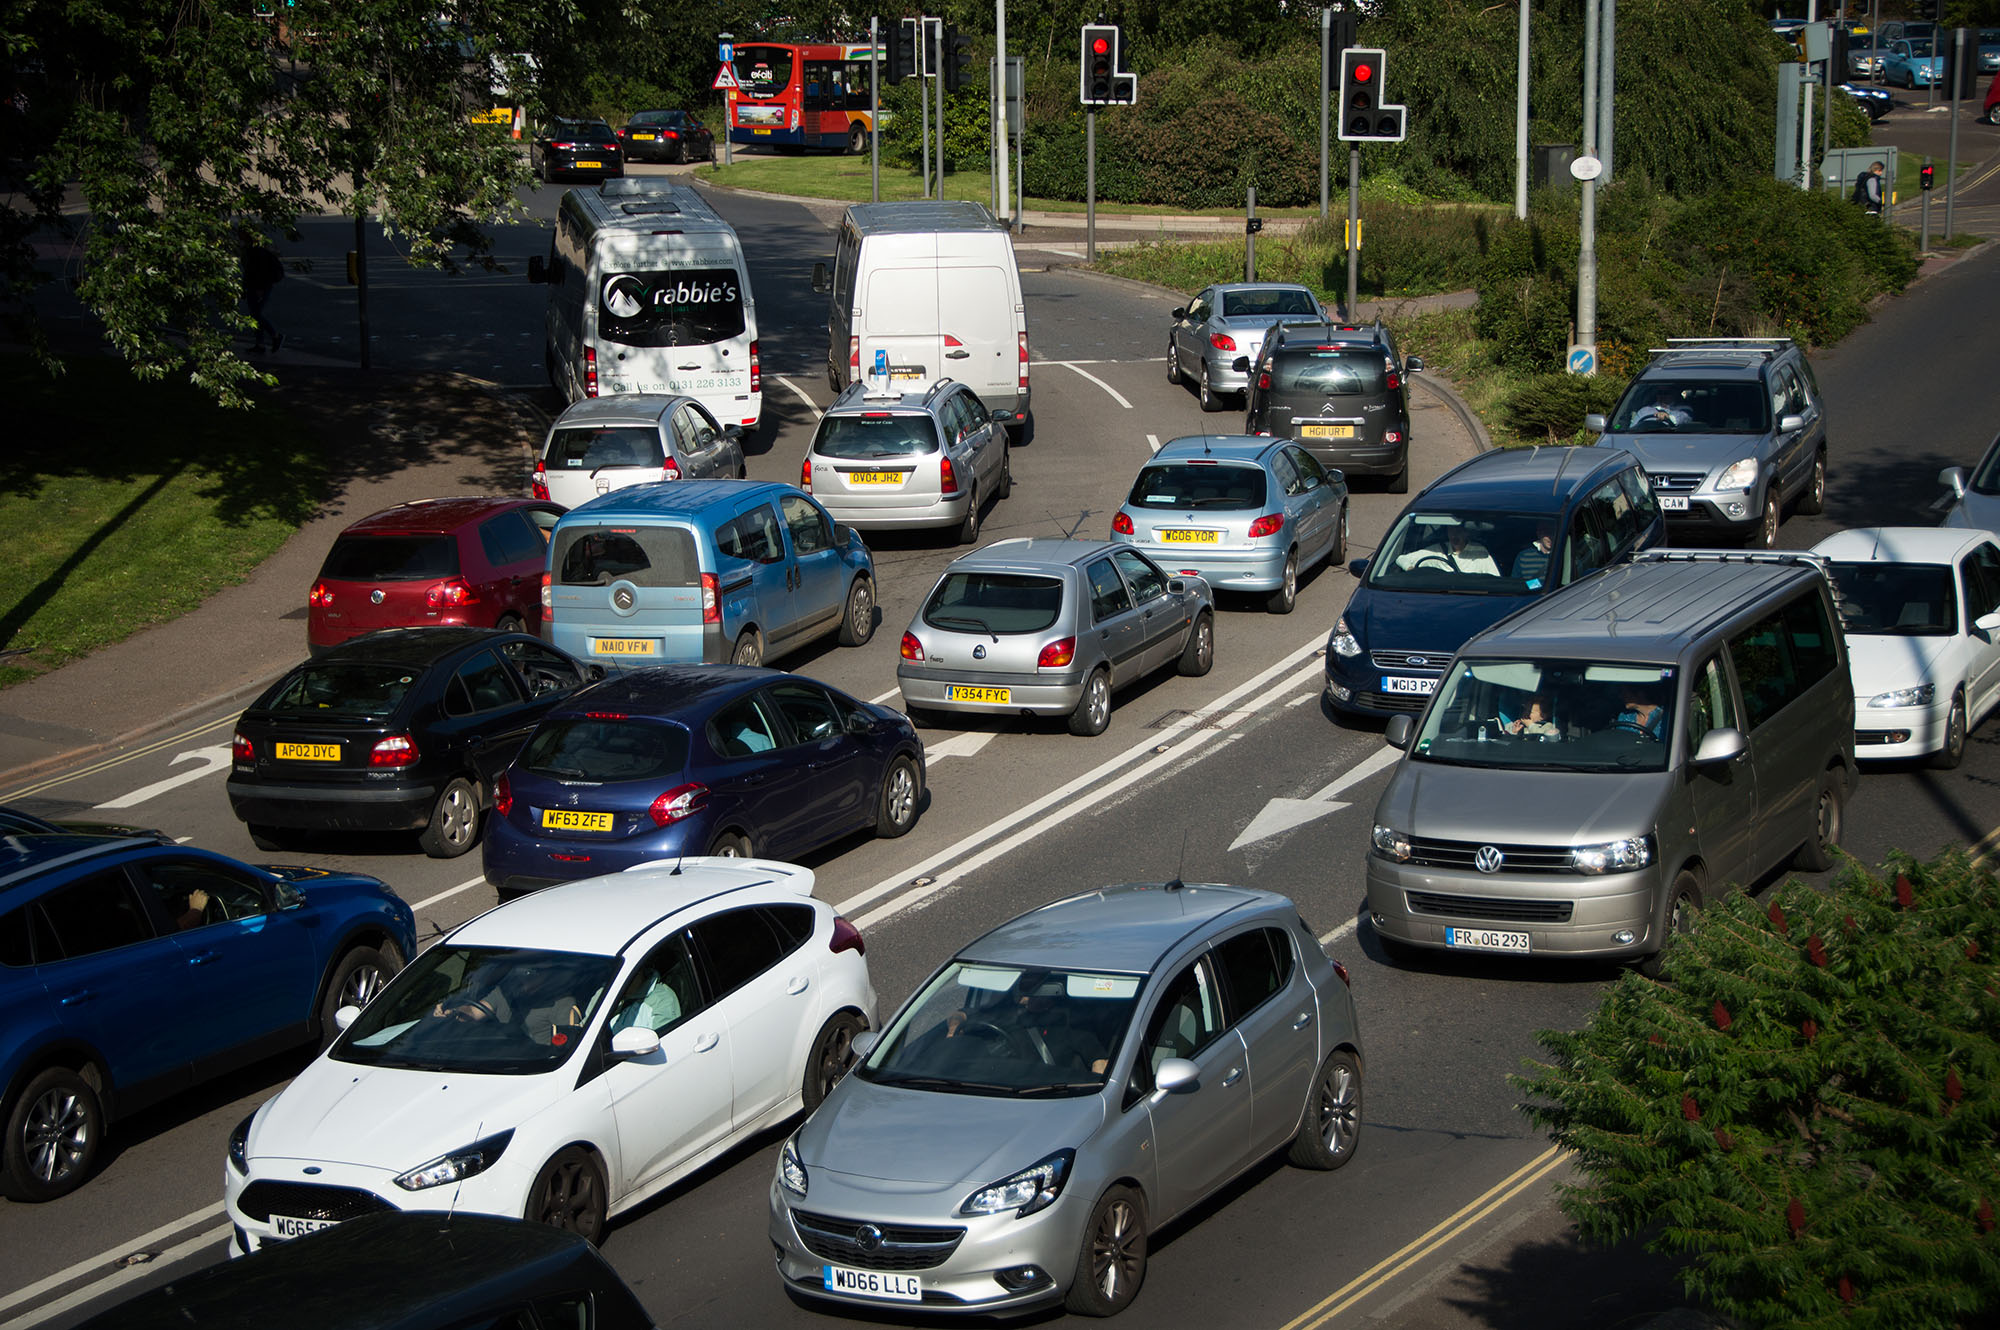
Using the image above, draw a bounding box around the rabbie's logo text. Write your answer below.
[600,272,741,319]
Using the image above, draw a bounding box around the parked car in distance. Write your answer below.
[616,108,714,164]
[533,394,745,510]
[1845,40,1885,77]
[1,835,413,1201]
[480,665,924,897]
[898,539,1215,736]
[770,880,1363,1318]
[308,498,563,653]
[78,1213,657,1330]
[801,377,1012,544]
[546,481,876,670]
[1324,446,1664,720]
[1839,82,1893,120]
[1812,527,2000,768]
[1168,282,1326,413]
[1586,337,1828,549]
[533,117,624,183]
[0,804,167,843]
[1110,435,1348,614]
[229,629,600,859]
[227,860,875,1253]
[1240,318,1421,492]
[1882,38,1942,87]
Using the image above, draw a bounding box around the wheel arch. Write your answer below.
[306,927,409,1031]
[3,1039,114,1125]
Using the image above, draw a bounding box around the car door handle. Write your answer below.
[1292,1012,1314,1030]
[693,1031,720,1052]
[677,362,702,371]
[1221,1067,1244,1088]
[186,951,219,966]
[786,976,809,995]
[945,349,970,359]
[58,989,94,1007]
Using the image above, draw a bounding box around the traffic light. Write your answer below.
[1337,47,1407,143]
[889,18,917,82]
[1921,163,1935,191]
[1081,24,1118,105]
[943,26,973,92]
[1326,14,1358,89]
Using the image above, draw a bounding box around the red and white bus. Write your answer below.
[728,41,880,153]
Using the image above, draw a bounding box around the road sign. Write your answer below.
[1567,344,1597,376]
[712,63,741,92]
[1569,155,1603,182]
[719,42,733,62]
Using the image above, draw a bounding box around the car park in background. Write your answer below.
[1241,318,1421,492]
[1110,434,1348,614]
[1168,282,1326,414]
[898,539,1215,736]
[532,117,624,183]
[802,378,1012,545]
[1845,40,1885,78]
[479,665,924,896]
[616,109,714,164]
[1,835,413,1201]
[1839,82,1893,120]
[229,629,598,859]
[533,395,746,510]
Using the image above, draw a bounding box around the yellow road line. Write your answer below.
[2,714,236,801]
[1276,1144,1569,1330]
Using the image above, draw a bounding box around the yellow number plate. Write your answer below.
[275,742,341,762]
[753,128,772,135]
[1158,530,1221,544]
[947,685,1012,704]
[847,471,905,485]
[542,809,615,832]
[632,133,656,140]
[890,366,927,381]
[593,638,657,656]
[1299,424,1356,439]
[576,160,603,168]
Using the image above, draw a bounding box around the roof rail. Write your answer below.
[1648,337,1792,360]
[921,377,958,403]
[1630,548,1830,575]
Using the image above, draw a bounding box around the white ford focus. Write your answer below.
[224,858,876,1253]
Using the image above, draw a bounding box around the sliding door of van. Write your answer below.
[1728,593,1842,873]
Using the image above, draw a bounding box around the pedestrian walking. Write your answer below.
[239,228,285,352]
[1850,160,1885,216]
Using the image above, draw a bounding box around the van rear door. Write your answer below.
[546,522,711,667]
[859,247,944,389]
[936,257,1018,408]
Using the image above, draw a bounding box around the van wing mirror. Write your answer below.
[811,261,831,295]
[1405,356,1425,372]
[1171,307,1187,320]
[1692,727,1747,766]
[1231,356,1250,373]
[1583,413,1608,432]
[1940,466,1969,498]
[527,255,548,285]
[1779,413,1807,433]
[1384,714,1415,750]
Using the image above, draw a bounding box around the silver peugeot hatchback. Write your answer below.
[802,377,1013,544]
[768,881,1364,1317]
[897,539,1214,736]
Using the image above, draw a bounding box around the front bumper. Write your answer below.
[226,1153,534,1257]
[1854,697,1950,760]
[228,778,436,833]
[1655,492,1761,536]
[898,666,1085,718]
[1364,855,1661,959]
[1323,654,1440,719]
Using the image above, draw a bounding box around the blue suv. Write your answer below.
[0,836,415,1200]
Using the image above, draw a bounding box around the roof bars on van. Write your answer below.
[1647,337,1791,359]
[1632,548,1831,575]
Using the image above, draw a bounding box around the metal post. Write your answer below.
[870,18,880,202]
[1946,27,1963,239]
[1246,185,1257,282]
[720,33,734,168]
[935,18,946,199]
[989,57,998,214]
[1800,0,1817,188]
[920,22,931,198]
[1577,0,1600,356]
[1345,148,1360,317]
[1921,156,1932,252]
[1598,0,1615,181]
[1086,109,1097,262]
[1014,62,1025,233]
[1516,0,1530,219]
[353,211,370,371]
[996,0,1010,223]
[1320,9,1331,220]
[1821,0,1842,173]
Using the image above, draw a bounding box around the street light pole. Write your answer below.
[996,0,1010,223]
[1320,9,1331,220]
[1576,0,1600,359]
[1516,0,1530,219]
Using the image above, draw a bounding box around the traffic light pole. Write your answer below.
[1576,0,1601,362]
[1086,109,1097,262]
[1345,149,1360,316]
[1946,26,1962,240]
[1319,10,1330,220]
[870,18,880,202]
[936,18,947,198]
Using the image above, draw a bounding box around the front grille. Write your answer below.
[1405,836,1579,874]
[1648,472,1706,493]
[1354,690,1430,714]
[791,1209,965,1272]
[236,1181,395,1224]
[1407,891,1574,924]
[1369,651,1448,671]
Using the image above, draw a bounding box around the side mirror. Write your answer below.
[334,1004,362,1032]
[850,1030,880,1058]
[1231,356,1250,373]
[1692,727,1747,766]
[274,880,306,912]
[811,261,831,295]
[1405,356,1425,373]
[1583,413,1608,433]
[586,664,608,682]
[1348,557,1369,578]
[1977,611,2000,633]
[1154,1058,1200,1094]
[610,1026,662,1059]
[721,424,744,442]
[1940,466,1969,498]
[1384,714,1415,750]
[1779,413,1807,433]
[1171,306,1187,320]
[991,409,1011,424]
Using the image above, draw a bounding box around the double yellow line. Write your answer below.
[1276,1144,1570,1330]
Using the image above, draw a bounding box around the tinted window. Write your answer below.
[765,904,814,954]
[1213,929,1291,1017]
[709,695,784,757]
[1220,289,1317,317]
[691,908,784,1000]
[447,650,525,716]
[717,506,784,564]
[478,510,547,568]
[1112,549,1167,604]
[1785,593,1839,690]
[498,640,585,697]
[1728,595,1836,730]
[607,933,702,1036]
[922,573,1064,634]
[813,414,939,460]
[0,907,33,967]
[38,870,155,959]
[1969,545,2000,618]
[265,663,418,722]
[596,267,746,348]
[554,525,700,588]
[767,682,843,745]
[132,859,270,931]
[1268,349,1386,396]
[1087,558,1134,621]
[319,535,459,582]
[1128,462,1266,510]
[781,495,833,555]
[522,717,690,781]
[1828,562,1957,636]
[547,426,665,471]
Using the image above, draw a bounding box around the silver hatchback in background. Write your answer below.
[768,881,1364,1317]
[1167,282,1327,413]
[802,378,1013,544]
[532,394,745,509]
[898,539,1214,735]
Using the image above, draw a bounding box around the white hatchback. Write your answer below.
[224,858,876,1252]
[1813,526,2000,768]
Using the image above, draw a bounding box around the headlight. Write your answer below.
[1571,836,1654,874]
[1867,684,1935,708]
[779,1137,809,1199]
[1716,459,1759,491]
[228,1111,255,1176]
[959,1150,1072,1218]
[1371,824,1412,862]
[393,1130,514,1192]
[1328,616,1362,658]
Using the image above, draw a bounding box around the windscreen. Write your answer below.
[598,268,747,348]
[547,426,666,471]
[922,572,1064,634]
[1610,379,1773,433]
[1128,462,1267,509]
[1367,510,1552,595]
[263,664,419,723]
[1412,659,1679,773]
[521,716,690,782]
[1221,289,1318,317]
[553,524,700,588]
[814,414,939,459]
[319,535,459,582]
[1827,561,1957,636]
[1268,348,1386,396]
[732,46,796,97]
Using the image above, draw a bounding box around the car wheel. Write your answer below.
[996,443,1013,499]
[1289,1049,1363,1170]
[527,1147,607,1245]
[495,613,524,635]
[1178,610,1214,677]
[1198,365,1223,413]
[838,576,876,647]
[317,945,397,1048]
[875,754,922,837]
[1267,551,1299,615]
[1,1066,103,1203]
[541,155,555,185]
[246,823,287,852]
[1387,452,1410,494]
[1792,772,1845,872]
[1064,1185,1147,1316]
[803,1010,866,1112]
[417,776,481,859]
[731,629,764,666]
[1638,872,1703,979]
[1166,341,1183,385]
[1067,668,1112,737]
[957,485,982,545]
[1796,449,1827,516]
[708,830,752,858]
[1749,490,1780,550]
[1933,690,1968,769]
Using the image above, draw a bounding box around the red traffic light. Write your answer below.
[1092,37,1109,54]
[1353,62,1374,83]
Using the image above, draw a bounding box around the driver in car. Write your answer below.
[1396,525,1498,576]
[1613,684,1666,741]
[944,982,1110,1075]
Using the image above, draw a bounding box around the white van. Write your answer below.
[812,201,1029,435]
[528,179,762,428]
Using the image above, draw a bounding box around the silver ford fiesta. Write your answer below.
[767,881,1364,1317]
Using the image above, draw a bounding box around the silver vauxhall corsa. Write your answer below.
[768,882,1364,1317]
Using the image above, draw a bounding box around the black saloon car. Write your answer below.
[227,629,600,859]
[616,109,715,163]
[532,117,624,184]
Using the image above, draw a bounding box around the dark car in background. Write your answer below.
[307,498,564,653]
[1242,319,1422,493]
[229,629,600,859]
[532,117,624,183]
[481,665,925,897]
[616,109,714,164]
[0,835,413,1201]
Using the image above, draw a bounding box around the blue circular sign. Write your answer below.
[1567,346,1596,376]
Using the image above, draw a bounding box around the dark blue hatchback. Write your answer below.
[481,666,926,897]
[0,835,415,1201]
[1324,447,1664,719]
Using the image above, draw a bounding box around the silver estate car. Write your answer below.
[1167,282,1327,413]
[534,394,746,509]
[802,378,1012,544]
[1111,435,1348,615]
[768,881,1364,1317]
[897,539,1214,736]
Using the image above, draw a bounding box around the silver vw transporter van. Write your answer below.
[1366,550,1857,976]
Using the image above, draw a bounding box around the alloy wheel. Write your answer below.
[23,1086,90,1186]
[1317,1060,1360,1157]
[1087,1198,1144,1303]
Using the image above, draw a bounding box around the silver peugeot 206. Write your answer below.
[767,881,1364,1318]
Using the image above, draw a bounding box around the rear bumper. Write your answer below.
[227,778,436,832]
[1118,540,1288,593]
[481,815,692,895]
[817,493,971,532]
[897,666,1086,717]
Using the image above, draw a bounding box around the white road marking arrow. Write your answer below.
[94,746,234,811]
[923,731,996,762]
[1228,744,1403,851]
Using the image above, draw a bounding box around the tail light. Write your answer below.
[1386,370,1402,391]
[649,782,709,826]
[426,579,480,609]
[494,772,513,818]
[900,631,924,661]
[1111,512,1134,535]
[830,916,865,956]
[849,335,860,379]
[800,457,813,491]
[308,581,333,609]
[660,455,682,480]
[1038,638,1076,668]
[939,456,959,495]
[1256,370,1272,391]
[540,572,552,612]
[749,339,761,394]
[662,129,679,139]
[584,346,598,398]
[232,732,254,763]
[1384,429,1404,444]
[1248,514,1285,538]
[369,734,419,768]
[1209,333,1237,351]
[1019,332,1029,390]
[531,460,551,501]
[701,572,720,624]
